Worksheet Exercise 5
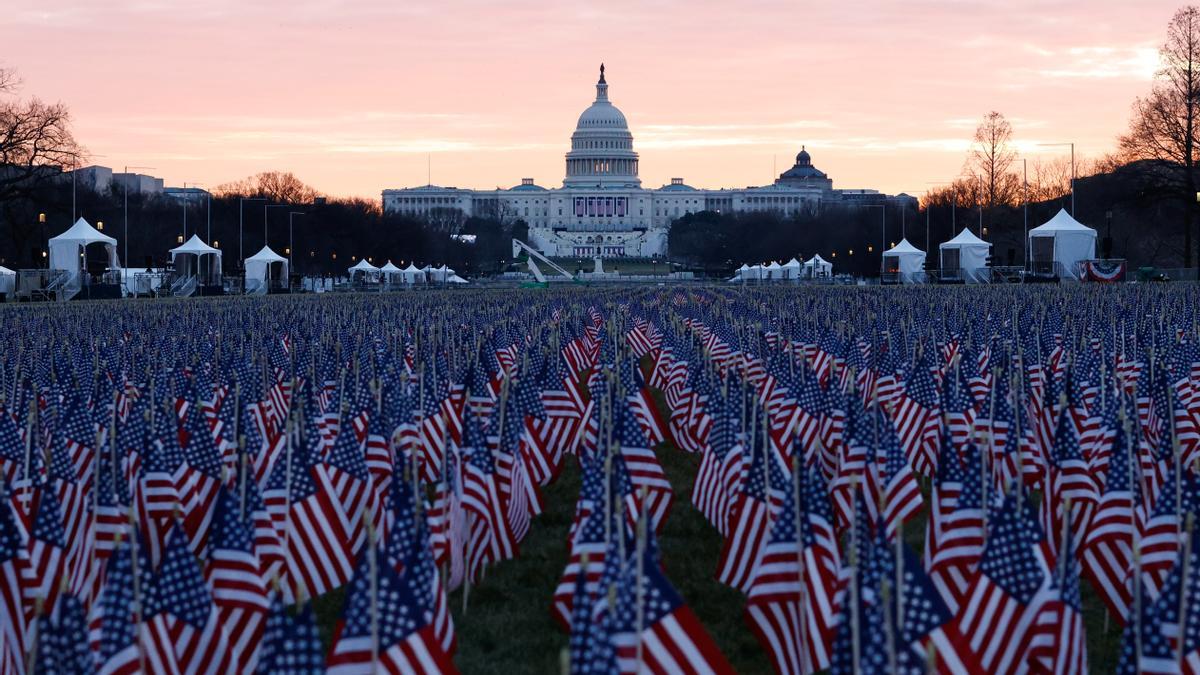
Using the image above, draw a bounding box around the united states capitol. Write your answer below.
[382,65,916,259]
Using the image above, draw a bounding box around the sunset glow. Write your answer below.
[1,0,1178,197]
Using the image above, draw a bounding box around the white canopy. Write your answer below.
[0,266,13,296]
[49,217,119,274]
[939,228,992,283]
[779,258,802,279]
[348,259,379,274]
[882,238,926,284]
[244,245,288,293]
[170,235,222,283]
[764,261,783,279]
[803,254,833,278]
[1028,208,1097,279]
[380,261,402,273]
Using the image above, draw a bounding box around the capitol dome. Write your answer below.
[564,64,640,188]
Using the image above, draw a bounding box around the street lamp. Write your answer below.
[288,211,305,277]
[863,204,885,276]
[263,204,291,248]
[122,165,156,267]
[238,197,268,265]
[1038,142,1075,215]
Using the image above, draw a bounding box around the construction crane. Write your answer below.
[512,239,575,284]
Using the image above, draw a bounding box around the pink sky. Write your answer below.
[1,0,1180,199]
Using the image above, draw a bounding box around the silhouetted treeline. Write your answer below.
[669,160,1196,276]
[0,180,526,277]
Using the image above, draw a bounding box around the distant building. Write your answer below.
[382,65,916,258]
[163,186,211,204]
[71,165,113,194]
[112,172,164,195]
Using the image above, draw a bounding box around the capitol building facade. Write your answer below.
[382,66,916,258]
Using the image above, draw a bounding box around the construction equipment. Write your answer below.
[512,239,575,284]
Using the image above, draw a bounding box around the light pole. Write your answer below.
[288,211,305,277]
[122,165,155,266]
[264,204,291,250]
[1023,158,1029,269]
[238,197,268,266]
[1038,142,1075,215]
[863,204,885,277]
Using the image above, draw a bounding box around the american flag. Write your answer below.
[326,541,457,674]
[953,493,1053,674]
[1081,423,1136,624]
[254,593,325,674]
[716,434,774,593]
[205,486,269,674]
[606,531,734,675]
[23,487,67,613]
[614,403,674,534]
[744,468,839,673]
[893,356,941,477]
[876,410,923,541]
[460,407,517,583]
[262,442,355,600]
[142,525,235,675]
[929,448,985,614]
[0,490,26,675]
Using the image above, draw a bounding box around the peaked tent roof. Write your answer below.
[883,238,925,255]
[942,228,991,248]
[348,259,380,272]
[49,217,116,246]
[170,234,220,256]
[1029,208,1096,235]
[805,254,831,266]
[380,260,402,272]
[245,245,286,263]
[404,263,424,273]
[783,258,802,268]
[765,261,783,270]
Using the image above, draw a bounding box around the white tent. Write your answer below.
[781,258,802,280]
[426,265,458,283]
[882,238,926,284]
[169,234,223,284]
[244,245,288,294]
[939,228,992,283]
[729,263,752,282]
[49,217,120,276]
[1028,208,1097,279]
[379,260,402,282]
[448,274,468,284]
[402,263,426,284]
[348,258,380,283]
[0,266,14,296]
[765,261,783,279]
[803,254,833,279]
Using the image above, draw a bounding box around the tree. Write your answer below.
[970,111,1018,210]
[0,66,84,263]
[1119,6,1200,266]
[215,171,321,203]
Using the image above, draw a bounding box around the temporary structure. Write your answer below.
[403,263,426,284]
[781,258,802,279]
[803,254,833,279]
[348,258,380,283]
[49,217,120,275]
[169,235,223,285]
[939,228,991,283]
[765,261,783,279]
[244,245,288,294]
[882,239,926,284]
[0,266,14,297]
[379,260,403,283]
[1028,208,1097,279]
